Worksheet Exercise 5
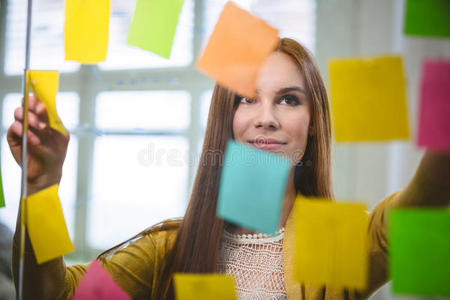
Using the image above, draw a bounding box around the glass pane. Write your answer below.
[0,135,78,239]
[203,0,316,52]
[96,91,190,131]
[4,0,79,75]
[2,93,80,131]
[88,136,189,249]
[98,0,193,70]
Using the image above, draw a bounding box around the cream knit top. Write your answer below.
[217,228,287,299]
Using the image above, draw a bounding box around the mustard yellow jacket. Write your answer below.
[16,163,448,300]
[52,192,396,300]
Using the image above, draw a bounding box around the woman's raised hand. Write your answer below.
[6,95,69,195]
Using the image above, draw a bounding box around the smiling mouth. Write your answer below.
[248,138,286,151]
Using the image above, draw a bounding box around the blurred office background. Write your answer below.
[0,0,448,299]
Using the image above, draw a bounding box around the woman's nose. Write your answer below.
[254,103,280,130]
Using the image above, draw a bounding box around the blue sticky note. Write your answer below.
[217,141,291,234]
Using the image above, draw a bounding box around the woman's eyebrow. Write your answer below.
[276,86,306,95]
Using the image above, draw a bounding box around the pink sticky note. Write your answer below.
[73,260,131,300]
[417,59,450,152]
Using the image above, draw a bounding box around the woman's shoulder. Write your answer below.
[99,218,182,258]
[140,218,182,242]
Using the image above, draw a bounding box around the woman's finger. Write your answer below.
[7,121,22,143]
[28,95,39,112]
[14,107,46,130]
[29,96,47,118]
[26,96,49,123]
[8,121,41,145]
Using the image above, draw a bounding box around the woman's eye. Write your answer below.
[279,95,300,105]
[240,97,255,104]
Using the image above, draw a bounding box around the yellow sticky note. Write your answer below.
[64,0,110,63]
[294,197,369,290]
[26,184,74,264]
[27,70,67,135]
[329,56,410,142]
[174,273,237,300]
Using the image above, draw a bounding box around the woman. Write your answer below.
[9,38,450,300]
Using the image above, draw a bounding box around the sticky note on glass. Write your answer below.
[73,259,131,300]
[389,209,450,297]
[64,0,110,63]
[417,59,450,152]
[404,0,450,38]
[217,141,290,235]
[196,1,279,99]
[127,0,185,59]
[174,273,237,300]
[294,198,369,290]
[26,184,74,264]
[329,56,410,142]
[0,172,4,207]
[27,71,67,136]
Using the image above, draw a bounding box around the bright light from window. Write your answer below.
[201,90,213,129]
[4,0,79,74]
[95,91,191,131]
[88,136,188,249]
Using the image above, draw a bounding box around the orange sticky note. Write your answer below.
[196,1,279,99]
[174,273,237,300]
[26,184,74,264]
[64,0,110,63]
[27,70,67,136]
[294,197,369,290]
[329,56,410,142]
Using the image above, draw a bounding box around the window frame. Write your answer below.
[0,0,214,262]
[0,0,316,262]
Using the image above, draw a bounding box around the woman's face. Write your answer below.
[233,51,312,164]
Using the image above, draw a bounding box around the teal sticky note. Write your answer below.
[389,209,450,297]
[217,141,291,234]
[127,0,185,59]
[404,0,450,38]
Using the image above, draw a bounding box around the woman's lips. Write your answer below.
[248,139,286,151]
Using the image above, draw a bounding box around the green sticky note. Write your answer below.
[0,171,4,207]
[127,0,185,59]
[217,141,291,235]
[404,0,450,38]
[389,209,450,297]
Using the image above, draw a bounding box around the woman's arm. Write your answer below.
[8,95,71,299]
[8,96,175,299]
[391,151,450,208]
[362,151,449,298]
